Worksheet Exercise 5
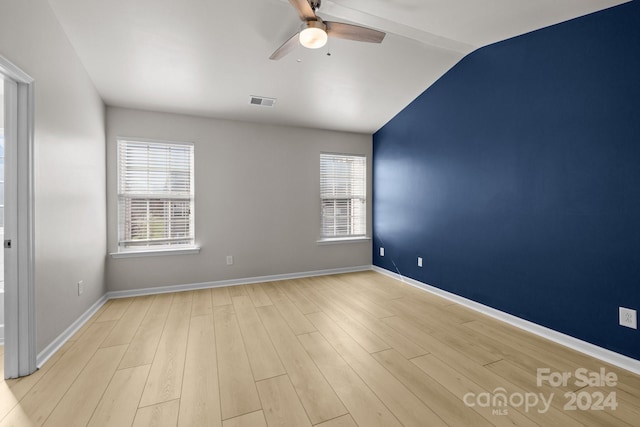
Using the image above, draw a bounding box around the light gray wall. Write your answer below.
[0,0,107,352]
[106,107,372,291]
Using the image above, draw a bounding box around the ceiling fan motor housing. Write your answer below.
[309,0,321,13]
[301,18,326,31]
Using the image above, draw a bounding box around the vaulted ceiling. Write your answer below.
[48,0,627,133]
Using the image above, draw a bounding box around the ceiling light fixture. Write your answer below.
[299,20,328,49]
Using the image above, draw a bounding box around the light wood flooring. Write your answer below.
[1,271,639,426]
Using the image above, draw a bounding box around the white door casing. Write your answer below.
[1,55,36,379]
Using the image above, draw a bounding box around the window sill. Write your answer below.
[110,247,201,259]
[316,236,371,245]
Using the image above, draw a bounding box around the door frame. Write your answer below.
[1,54,36,378]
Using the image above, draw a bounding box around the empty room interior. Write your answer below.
[1,0,639,426]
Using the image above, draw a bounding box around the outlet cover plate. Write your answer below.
[619,307,637,329]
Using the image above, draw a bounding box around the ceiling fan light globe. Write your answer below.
[299,27,328,49]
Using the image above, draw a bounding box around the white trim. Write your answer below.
[110,247,201,259]
[107,265,372,299]
[317,236,371,245]
[1,55,37,378]
[372,266,640,375]
[0,56,35,84]
[36,294,109,368]
[117,136,194,147]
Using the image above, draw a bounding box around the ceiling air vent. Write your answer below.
[249,95,276,107]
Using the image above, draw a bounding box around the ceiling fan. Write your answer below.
[270,0,386,60]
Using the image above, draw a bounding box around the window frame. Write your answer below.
[319,152,368,243]
[115,137,197,256]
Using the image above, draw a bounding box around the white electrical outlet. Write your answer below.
[77,280,84,296]
[380,247,385,257]
[226,255,234,265]
[619,307,637,329]
[418,257,423,267]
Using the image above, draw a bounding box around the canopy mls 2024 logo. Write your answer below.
[463,367,618,416]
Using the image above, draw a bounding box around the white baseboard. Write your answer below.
[35,265,372,366]
[107,265,372,299]
[36,294,109,368]
[373,266,640,375]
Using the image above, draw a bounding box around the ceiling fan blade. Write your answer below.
[269,32,300,60]
[325,21,386,43]
[288,0,316,21]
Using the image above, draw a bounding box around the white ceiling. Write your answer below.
[47,0,627,134]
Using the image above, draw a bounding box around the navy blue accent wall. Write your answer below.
[373,2,640,360]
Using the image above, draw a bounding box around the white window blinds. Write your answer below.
[117,139,194,250]
[320,153,366,238]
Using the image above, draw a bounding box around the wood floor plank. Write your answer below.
[465,319,592,374]
[321,280,395,319]
[484,359,629,427]
[43,345,128,427]
[94,297,134,322]
[172,290,194,305]
[256,375,312,427]
[87,365,151,427]
[13,320,116,426]
[383,315,583,425]
[388,298,504,365]
[262,284,316,335]
[232,296,285,381]
[245,283,273,307]
[211,286,233,306]
[139,297,192,407]
[228,285,248,297]
[0,403,33,427]
[191,289,213,317]
[273,280,320,314]
[68,301,111,342]
[222,410,267,427]
[443,303,487,323]
[411,354,537,427]
[213,305,261,420]
[305,287,390,354]
[119,293,173,369]
[372,348,491,426]
[314,414,358,427]
[178,314,222,427]
[0,352,21,423]
[256,305,347,424]
[298,332,402,427]
[334,273,403,301]
[2,339,75,415]
[307,311,447,427]
[132,399,180,427]
[313,286,427,358]
[581,385,640,426]
[101,295,153,348]
[0,378,19,424]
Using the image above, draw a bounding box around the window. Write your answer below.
[117,139,194,251]
[320,153,366,238]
